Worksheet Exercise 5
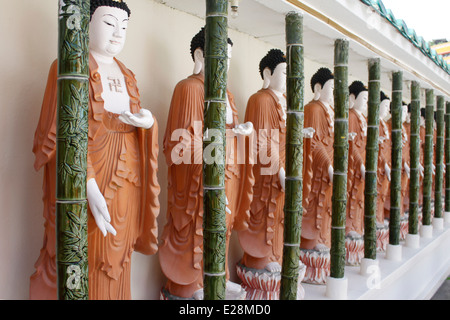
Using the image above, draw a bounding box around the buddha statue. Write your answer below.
[376,91,391,251]
[299,67,335,285]
[400,103,411,239]
[159,27,251,300]
[236,49,305,300]
[31,0,160,300]
[346,80,368,266]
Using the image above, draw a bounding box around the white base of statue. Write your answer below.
[444,211,450,225]
[236,262,306,300]
[433,217,444,231]
[405,233,420,249]
[359,258,379,277]
[420,224,433,238]
[325,276,348,300]
[385,244,402,261]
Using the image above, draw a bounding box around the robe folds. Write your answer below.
[300,100,334,249]
[237,89,286,270]
[159,73,253,298]
[346,108,367,236]
[377,119,391,224]
[401,123,410,215]
[31,55,160,300]
[419,125,425,207]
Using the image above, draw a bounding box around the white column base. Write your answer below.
[325,276,348,300]
[360,258,379,277]
[444,212,450,225]
[385,244,402,261]
[405,233,420,249]
[420,224,433,238]
[433,217,444,231]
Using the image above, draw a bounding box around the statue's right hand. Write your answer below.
[328,165,334,182]
[87,178,117,237]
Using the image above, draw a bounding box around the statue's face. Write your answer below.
[227,44,233,72]
[402,105,408,123]
[268,62,287,94]
[354,91,368,114]
[320,79,334,107]
[90,6,129,58]
[380,99,391,120]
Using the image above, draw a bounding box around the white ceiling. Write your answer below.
[156,0,450,98]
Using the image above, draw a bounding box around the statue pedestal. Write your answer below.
[376,220,389,252]
[236,263,306,300]
[345,233,364,266]
[299,247,330,285]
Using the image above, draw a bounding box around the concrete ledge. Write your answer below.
[303,225,450,300]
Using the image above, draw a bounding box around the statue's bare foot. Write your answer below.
[265,262,282,273]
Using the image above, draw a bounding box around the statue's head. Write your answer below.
[349,81,368,114]
[311,67,334,106]
[420,107,426,124]
[190,27,234,75]
[402,102,409,123]
[89,0,131,59]
[380,91,391,121]
[259,49,287,94]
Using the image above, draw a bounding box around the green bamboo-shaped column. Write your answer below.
[56,0,90,300]
[363,58,381,260]
[280,11,304,301]
[408,81,421,235]
[445,101,450,214]
[203,0,228,300]
[423,89,435,226]
[330,39,350,279]
[435,96,445,219]
[389,71,403,246]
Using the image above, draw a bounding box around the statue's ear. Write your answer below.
[262,67,271,89]
[349,93,356,108]
[193,48,204,75]
[313,83,322,100]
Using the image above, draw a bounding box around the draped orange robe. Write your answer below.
[159,73,253,298]
[419,125,425,207]
[377,119,391,224]
[30,55,160,300]
[401,123,410,215]
[238,89,286,270]
[346,108,366,235]
[301,100,334,249]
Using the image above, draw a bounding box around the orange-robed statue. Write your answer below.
[30,1,160,300]
[376,92,392,251]
[237,49,288,273]
[347,81,368,236]
[301,68,335,251]
[159,28,253,300]
[298,67,335,285]
[345,81,368,266]
[236,49,306,300]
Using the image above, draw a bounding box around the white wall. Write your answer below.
[0,0,337,300]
